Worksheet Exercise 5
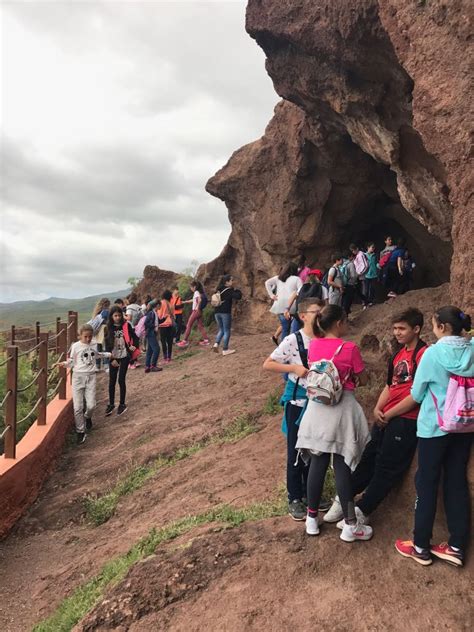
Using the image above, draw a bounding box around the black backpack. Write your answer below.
[296,282,323,310]
[292,331,309,400]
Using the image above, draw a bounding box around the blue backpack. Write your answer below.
[200,292,208,310]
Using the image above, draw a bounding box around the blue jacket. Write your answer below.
[411,337,474,438]
[280,379,308,436]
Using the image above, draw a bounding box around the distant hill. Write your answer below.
[0,290,130,330]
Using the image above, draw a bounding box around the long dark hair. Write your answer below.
[278,262,299,283]
[216,274,232,292]
[313,305,346,338]
[434,305,472,336]
[190,280,204,294]
[106,305,125,348]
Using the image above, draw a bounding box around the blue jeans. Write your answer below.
[278,314,291,341]
[145,330,160,368]
[215,313,232,350]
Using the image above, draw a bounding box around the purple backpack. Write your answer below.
[431,376,474,433]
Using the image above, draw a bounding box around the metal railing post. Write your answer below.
[4,346,18,459]
[58,323,67,399]
[37,333,48,426]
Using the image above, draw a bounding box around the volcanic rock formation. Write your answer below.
[202,0,472,317]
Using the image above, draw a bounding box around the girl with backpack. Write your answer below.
[211,274,242,356]
[176,280,210,348]
[158,290,175,363]
[143,300,163,373]
[265,262,303,342]
[90,297,111,370]
[388,306,473,567]
[104,305,139,416]
[296,305,372,542]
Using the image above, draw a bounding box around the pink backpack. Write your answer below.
[431,376,474,433]
[134,315,147,339]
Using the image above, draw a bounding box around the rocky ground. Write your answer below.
[0,287,471,632]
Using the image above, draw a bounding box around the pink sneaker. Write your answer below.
[199,339,210,346]
[176,341,189,348]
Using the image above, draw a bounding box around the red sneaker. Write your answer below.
[395,540,432,566]
[431,542,463,567]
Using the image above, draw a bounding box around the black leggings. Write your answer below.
[160,327,174,359]
[307,453,356,522]
[108,357,129,406]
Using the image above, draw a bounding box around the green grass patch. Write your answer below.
[174,349,199,362]
[84,414,261,526]
[262,387,282,415]
[34,495,286,632]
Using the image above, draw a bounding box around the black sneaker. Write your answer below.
[319,497,332,512]
[117,403,128,416]
[76,432,86,445]
[85,418,93,431]
[105,404,115,416]
[288,499,307,521]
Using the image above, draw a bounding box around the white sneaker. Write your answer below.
[305,516,320,536]
[222,349,236,356]
[212,343,219,353]
[340,521,373,542]
[323,496,343,523]
[336,507,369,530]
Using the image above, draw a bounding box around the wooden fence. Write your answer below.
[0,311,78,459]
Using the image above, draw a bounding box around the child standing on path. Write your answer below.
[363,242,379,307]
[212,274,242,356]
[57,324,111,444]
[392,306,473,567]
[158,291,175,363]
[143,300,162,373]
[105,306,139,416]
[324,308,427,525]
[296,305,372,542]
[177,280,210,348]
[265,262,303,341]
[263,298,326,521]
[171,287,184,342]
[327,254,344,307]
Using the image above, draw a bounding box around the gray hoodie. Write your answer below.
[411,337,474,438]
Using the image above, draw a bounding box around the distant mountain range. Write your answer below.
[0,290,129,330]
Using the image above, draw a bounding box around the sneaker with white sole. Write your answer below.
[305,515,320,536]
[340,521,373,542]
[212,343,219,353]
[323,496,343,523]
[336,507,369,530]
[222,349,236,356]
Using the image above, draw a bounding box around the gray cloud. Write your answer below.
[0,1,277,302]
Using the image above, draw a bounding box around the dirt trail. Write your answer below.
[0,301,471,631]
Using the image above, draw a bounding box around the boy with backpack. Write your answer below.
[341,252,358,316]
[350,243,369,307]
[327,253,344,307]
[263,297,326,521]
[324,308,427,526]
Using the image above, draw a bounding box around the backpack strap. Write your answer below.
[330,342,345,361]
[122,323,131,347]
[292,331,309,400]
[387,339,427,385]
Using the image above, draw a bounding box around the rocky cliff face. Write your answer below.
[202,0,471,318]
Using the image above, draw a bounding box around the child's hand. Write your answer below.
[293,365,309,379]
[111,359,119,368]
[129,345,136,351]
[374,407,388,427]
[271,295,278,301]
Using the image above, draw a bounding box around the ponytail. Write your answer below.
[312,304,346,337]
[434,305,472,336]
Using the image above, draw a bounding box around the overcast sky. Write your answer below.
[0,0,277,303]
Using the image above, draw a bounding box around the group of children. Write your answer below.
[58,275,242,444]
[263,299,473,567]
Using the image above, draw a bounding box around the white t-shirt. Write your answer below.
[265,275,303,315]
[66,341,110,374]
[192,290,201,311]
[270,330,312,406]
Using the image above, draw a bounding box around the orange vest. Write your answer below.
[157,301,173,328]
[171,295,183,315]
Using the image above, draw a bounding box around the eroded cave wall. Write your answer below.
[202,0,471,318]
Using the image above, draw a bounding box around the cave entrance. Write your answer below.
[347,196,452,290]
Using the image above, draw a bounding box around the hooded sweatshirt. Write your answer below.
[411,337,474,438]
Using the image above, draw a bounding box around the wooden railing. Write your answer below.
[0,311,78,459]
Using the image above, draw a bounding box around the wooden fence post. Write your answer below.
[67,311,78,350]
[58,323,67,400]
[37,333,48,426]
[55,317,61,354]
[10,325,15,346]
[4,346,18,459]
[35,321,41,346]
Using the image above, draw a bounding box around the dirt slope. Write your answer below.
[0,294,471,631]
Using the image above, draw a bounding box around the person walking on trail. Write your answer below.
[171,286,184,342]
[363,242,379,307]
[158,290,175,363]
[386,237,407,298]
[90,297,110,370]
[265,262,303,342]
[56,324,111,444]
[212,274,242,356]
[327,253,344,307]
[143,300,162,373]
[349,243,369,308]
[104,305,139,417]
[296,305,373,542]
[263,297,328,521]
[176,280,210,348]
[341,252,358,316]
[391,306,473,568]
[284,269,328,331]
[324,308,427,527]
